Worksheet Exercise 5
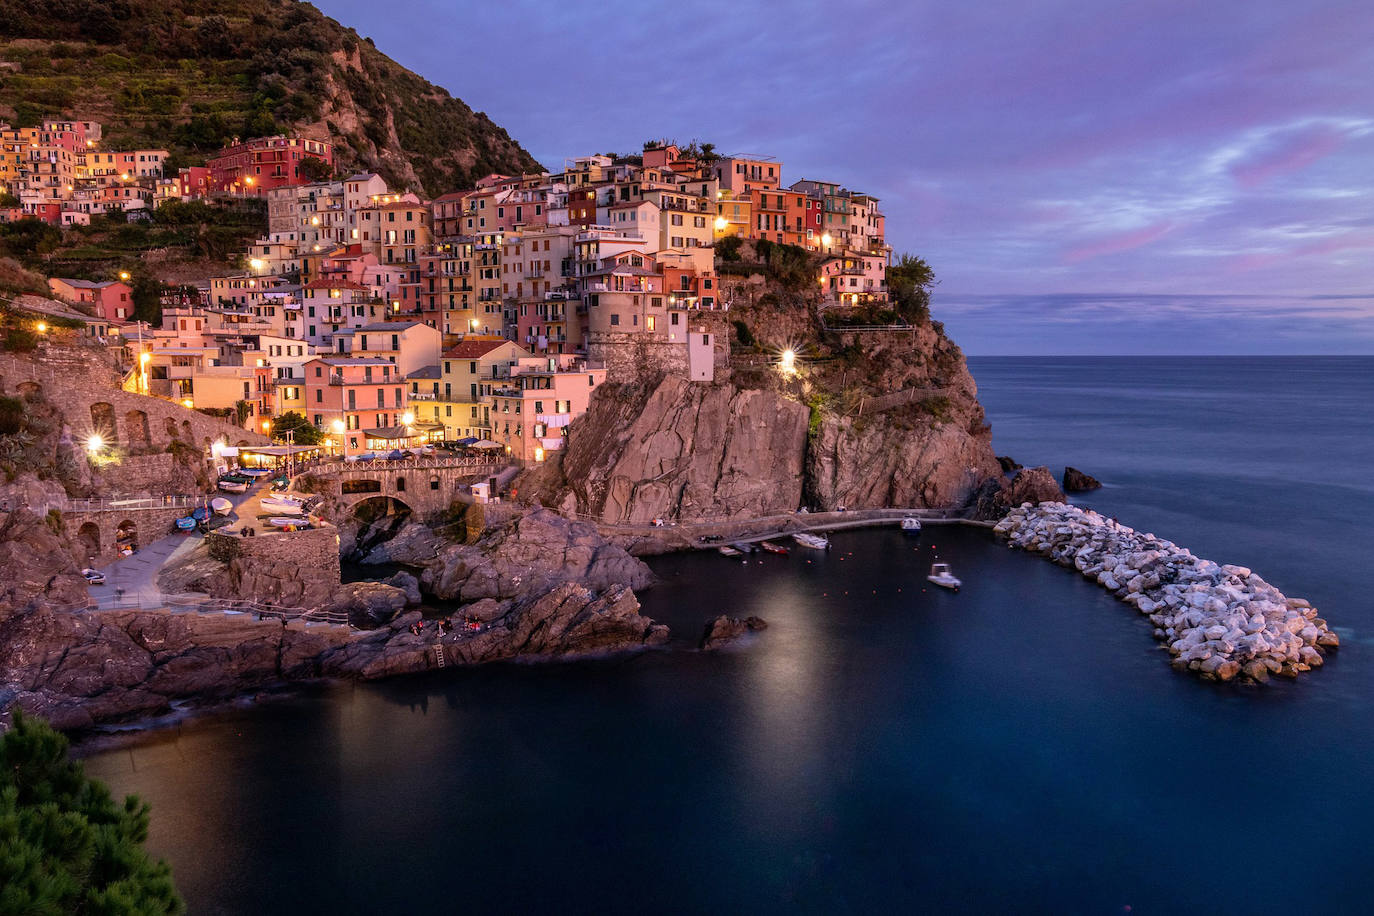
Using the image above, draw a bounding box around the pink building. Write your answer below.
[488,355,606,462]
[47,278,135,321]
[207,135,334,196]
[302,356,409,456]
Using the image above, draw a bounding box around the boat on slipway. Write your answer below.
[901,516,923,535]
[793,532,830,550]
[759,540,789,555]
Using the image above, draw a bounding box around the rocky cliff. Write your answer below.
[527,247,1002,521]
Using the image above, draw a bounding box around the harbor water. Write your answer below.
[83,356,1374,913]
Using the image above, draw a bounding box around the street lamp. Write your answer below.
[85,434,104,454]
[118,271,131,281]
[780,349,796,373]
[35,322,46,333]
[249,258,265,271]
[402,411,415,426]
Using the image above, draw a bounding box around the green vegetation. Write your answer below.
[0,710,184,914]
[270,410,325,445]
[732,319,756,349]
[0,191,19,207]
[0,0,541,195]
[0,395,22,435]
[887,253,936,323]
[715,237,816,293]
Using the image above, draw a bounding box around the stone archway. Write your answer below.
[164,416,179,441]
[115,519,137,555]
[182,420,193,442]
[77,522,101,562]
[90,402,117,443]
[125,409,151,449]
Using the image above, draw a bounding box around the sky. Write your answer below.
[314,0,1374,354]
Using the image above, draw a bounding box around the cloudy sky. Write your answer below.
[316,0,1374,354]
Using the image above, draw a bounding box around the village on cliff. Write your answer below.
[2,120,892,462]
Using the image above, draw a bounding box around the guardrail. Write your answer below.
[83,590,353,626]
[308,456,508,475]
[4,495,207,515]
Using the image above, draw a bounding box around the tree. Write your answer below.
[0,192,19,208]
[269,411,324,445]
[130,272,163,325]
[298,156,333,182]
[0,709,184,914]
[887,253,936,323]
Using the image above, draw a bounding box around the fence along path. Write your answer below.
[46,591,353,627]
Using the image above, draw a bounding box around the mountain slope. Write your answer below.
[0,0,541,195]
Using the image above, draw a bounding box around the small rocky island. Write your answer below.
[995,502,1338,682]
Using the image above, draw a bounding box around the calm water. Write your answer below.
[84,357,1374,914]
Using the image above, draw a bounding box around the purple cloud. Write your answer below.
[1229,124,1348,187]
[1062,222,1177,265]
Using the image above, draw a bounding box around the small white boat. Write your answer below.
[793,532,830,550]
[238,468,273,478]
[927,562,961,591]
[217,479,249,493]
[261,499,305,515]
[901,516,922,535]
[210,497,233,516]
[718,545,743,557]
[81,568,105,585]
[267,517,308,529]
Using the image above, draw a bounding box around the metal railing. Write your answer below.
[84,590,352,626]
[6,495,207,515]
[308,455,508,475]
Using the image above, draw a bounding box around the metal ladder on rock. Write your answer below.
[434,644,446,668]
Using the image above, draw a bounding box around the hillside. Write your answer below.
[0,0,542,195]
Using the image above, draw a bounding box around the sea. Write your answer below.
[83,357,1374,914]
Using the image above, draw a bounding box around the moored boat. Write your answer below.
[901,516,923,535]
[759,540,789,555]
[718,545,743,557]
[927,562,961,591]
[174,516,196,531]
[211,497,233,516]
[217,479,249,493]
[792,532,830,550]
[267,517,309,530]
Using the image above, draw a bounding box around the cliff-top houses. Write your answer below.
[21,122,893,460]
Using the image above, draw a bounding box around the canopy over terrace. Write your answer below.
[237,444,324,468]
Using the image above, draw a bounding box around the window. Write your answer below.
[315,389,323,403]
[646,315,656,331]
[610,314,619,326]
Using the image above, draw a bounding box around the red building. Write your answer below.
[206,135,334,196]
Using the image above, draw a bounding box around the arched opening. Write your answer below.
[77,522,101,562]
[164,416,179,441]
[17,381,41,399]
[115,519,137,556]
[181,420,193,443]
[90,402,117,443]
[345,495,414,563]
[395,476,406,492]
[124,409,150,449]
[342,479,382,495]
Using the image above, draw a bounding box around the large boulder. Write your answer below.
[1063,466,1102,492]
[330,581,410,627]
[970,466,1068,519]
[420,508,653,602]
[700,615,768,650]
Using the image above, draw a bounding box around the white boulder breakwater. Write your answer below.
[993,502,1338,682]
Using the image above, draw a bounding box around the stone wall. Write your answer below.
[587,332,690,380]
[0,345,268,498]
[61,505,190,567]
[205,525,342,609]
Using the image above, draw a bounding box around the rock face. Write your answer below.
[0,580,667,731]
[0,509,90,622]
[560,375,810,524]
[997,456,1023,473]
[1063,467,1102,492]
[807,410,1001,511]
[330,582,410,628]
[418,509,654,602]
[700,615,768,650]
[995,503,1338,682]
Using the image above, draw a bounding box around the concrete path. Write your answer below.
[86,482,262,608]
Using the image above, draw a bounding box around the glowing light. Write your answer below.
[821,233,832,247]
[249,258,265,271]
[120,173,129,181]
[139,352,150,365]
[262,420,271,432]
[310,216,320,226]
[331,419,345,433]
[85,434,104,453]
[118,271,131,281]
[402,411,415,426]
[35,322,46,333]
[780,349,796,371]
[181,398,194,409]
[534,446,545,463]
[714,217,727,231]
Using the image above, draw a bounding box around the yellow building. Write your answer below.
[436,338,529,440]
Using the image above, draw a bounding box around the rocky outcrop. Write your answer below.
[970,466,1068,519]
[0,509,89,622]
[700,615,768,650]
[995,503,1338,682]
[1063,467,1102,492]
[807,411,1001,511]
[330,582,410,628]
[997,456,1023,473]
[418,509,653,602]
[560,376,810,524]
[0,580,667,731]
